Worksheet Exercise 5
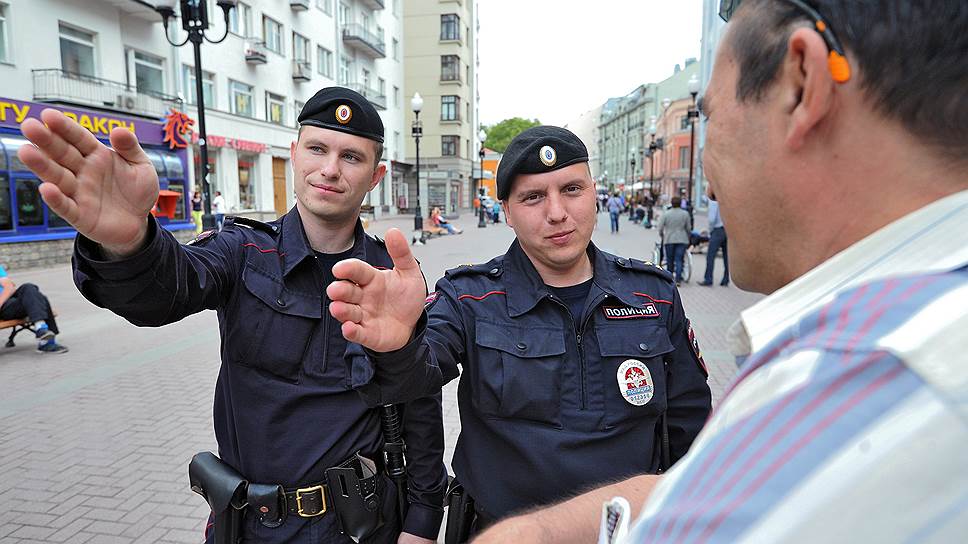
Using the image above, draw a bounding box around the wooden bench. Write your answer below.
[0,312,57,347]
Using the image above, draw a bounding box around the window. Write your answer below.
[317,46,333,78]
[393,131,400,160]
[361,68,371,90]
[237,153,257,210]
[338,2,350,25]
[263,15,283,54]
[392,86,399,108]
[59,23,96,77]
[294,100,305,126]
[133,51,164,96]
[440,55,460,81]
[679,146,690,169]
[0,3,9,63]
[392,38,399,61]
[266,92,286,125]
[441,135,459,157]
[440,14,460,41]
[229,80,254,117]
[441,95,460,121]
[377,77,386,98]
[317,0,333,15]
[228,2,252,36]
[292,32,310,63]
[466,102,471,121]
[338,56,350,85]
[182,65,215,106]
[680,115,690,130]
[361,12,371,31]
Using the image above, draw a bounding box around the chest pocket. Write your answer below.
[234,264,322,382]
[473,320,566,427]
[596,325,673,428]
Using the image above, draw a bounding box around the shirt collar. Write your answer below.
[730,189,968,358]
[280,208,368,276]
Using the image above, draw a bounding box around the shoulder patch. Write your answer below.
[225,216,279,235]
[186,229,218,246]
[687,320,709,377]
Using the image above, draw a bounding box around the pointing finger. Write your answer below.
[332,258,379,287]
[385,228,420,275]
[41,108,101,157]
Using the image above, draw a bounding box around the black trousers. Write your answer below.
[703,227,729,284]
[0,283,59,334]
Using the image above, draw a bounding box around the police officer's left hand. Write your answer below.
[397,532,436,544]
[328,228,426,352]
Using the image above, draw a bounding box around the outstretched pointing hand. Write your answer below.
[18,109,159,256]
[327,228,427,352]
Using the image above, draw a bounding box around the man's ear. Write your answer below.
[369,163,387,191]
[502,201,512,228]
[783,27,837,150]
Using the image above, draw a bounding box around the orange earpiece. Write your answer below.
[828,51,851,83]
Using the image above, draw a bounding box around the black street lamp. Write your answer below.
[154,0,236,231]
[411,92,424,245]
[686,74,701,224]
[477,128,487,228]
[647,121,658,228]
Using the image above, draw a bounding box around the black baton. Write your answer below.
[381,404,409,523]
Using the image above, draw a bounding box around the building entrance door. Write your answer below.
[272,158,288,216]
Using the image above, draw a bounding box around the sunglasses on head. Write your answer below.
[718,0,851,83]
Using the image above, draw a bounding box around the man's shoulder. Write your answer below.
[599,250,673,283]
[443,255,505,284]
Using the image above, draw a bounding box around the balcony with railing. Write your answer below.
[344,83,387,111]
[290,0,310,10]
[32,69,180,119]
[341,24,386,58]
[245,39,268,64]
[359,0,385,9]
[292,60,311,82]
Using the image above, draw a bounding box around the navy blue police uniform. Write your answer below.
[355,126,712,522]
[71,87,447,543]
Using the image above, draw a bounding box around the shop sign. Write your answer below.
[0,96,167,145]
[191,131,268,153]
[162,109,194,149]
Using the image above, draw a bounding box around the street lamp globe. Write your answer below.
[478,129,486,143]
[411,92,423,114]
[649,123,657,136]
[688,74,701,96]
[662,98,672,110]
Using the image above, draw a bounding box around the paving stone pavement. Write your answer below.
[0,210,761,542]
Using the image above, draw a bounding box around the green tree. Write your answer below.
[482,117,541,153]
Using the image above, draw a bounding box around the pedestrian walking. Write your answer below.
[191,190,203,234]
[606,192,623,233]
[326,126,711,542]
[655,196,692,284]
[0,265,68,353]
[698,199,729,286]
[18,87,447,544]
[211,190,226,231]
[473,1,968,542]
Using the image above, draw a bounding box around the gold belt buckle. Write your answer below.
[295,485,327,517]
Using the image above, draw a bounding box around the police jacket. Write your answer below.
[360,240,712,519]
[72,210,448,540]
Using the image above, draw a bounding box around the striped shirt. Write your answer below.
[621,190,968,543]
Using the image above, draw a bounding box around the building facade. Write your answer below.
[563,103,604,181]
[0,0,406,266]
[697,0,728,207]
[403,0,478,217]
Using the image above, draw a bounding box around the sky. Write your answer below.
[478,0,704,127]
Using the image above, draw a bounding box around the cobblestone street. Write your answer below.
[0,210,761,543]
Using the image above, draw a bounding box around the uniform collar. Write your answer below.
[503,239,642,317]
[730,189,968,358]
[280,208,369,277]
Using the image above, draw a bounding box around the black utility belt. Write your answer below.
[189,451,386,543]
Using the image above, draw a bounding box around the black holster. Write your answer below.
[189,452,246,544]
[325,453,384,542]
[444,478,476,544]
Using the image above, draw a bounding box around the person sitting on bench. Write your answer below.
[0,265,68,354]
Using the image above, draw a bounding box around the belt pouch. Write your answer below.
[188,452,246,544]
[325,453,384,542]
[247,483,286,528]
[444,479,476,544]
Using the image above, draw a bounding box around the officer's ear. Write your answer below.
[368,162,387,191]
[502,200,513,228]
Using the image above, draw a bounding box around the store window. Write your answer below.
[0,143,10,230]
[15,178,42,227]
[193,146,217,190]
[266,92,286,125]
[238,154,257,210]
[163,153,184,179]
[317,46,333,78]
[441,95,459,121]
[59,23,96,77]
[228,1,252,36]
[440,14,460,41]
[145,149,167,178]
[440,55,459,81]
[441,135,459,157]
[263,15,283,54]
[183,65,215,106]
[0,3,10,63]
[133,51,165,97]
[230,80,254,117]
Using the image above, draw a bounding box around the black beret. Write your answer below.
[298,86,384,143]
[496,126,589,200]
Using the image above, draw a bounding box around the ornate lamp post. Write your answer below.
[686,74,701,223]
[411,92,424,244]
[477,128,487,228]
[647,121,658,228]
[154,0,236,230]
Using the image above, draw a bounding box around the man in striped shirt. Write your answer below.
[473,0,968,542]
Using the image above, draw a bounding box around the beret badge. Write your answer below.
[539,145,557,167]
[335,104,353,125]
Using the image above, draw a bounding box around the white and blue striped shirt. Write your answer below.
[621,190,968,543]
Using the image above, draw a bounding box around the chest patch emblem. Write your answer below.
[603,304,659,319]
[617,359,654,406]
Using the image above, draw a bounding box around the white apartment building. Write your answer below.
[0,0,406,225]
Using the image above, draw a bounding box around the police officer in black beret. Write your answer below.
[327,126,713,539]
[18,88,447,543]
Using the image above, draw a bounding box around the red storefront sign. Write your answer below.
[191,132,268,153]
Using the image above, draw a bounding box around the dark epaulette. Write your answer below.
[614,255,674,282]
[444,260,502,280]
[224,215,280,236]
[366,233,386,248]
